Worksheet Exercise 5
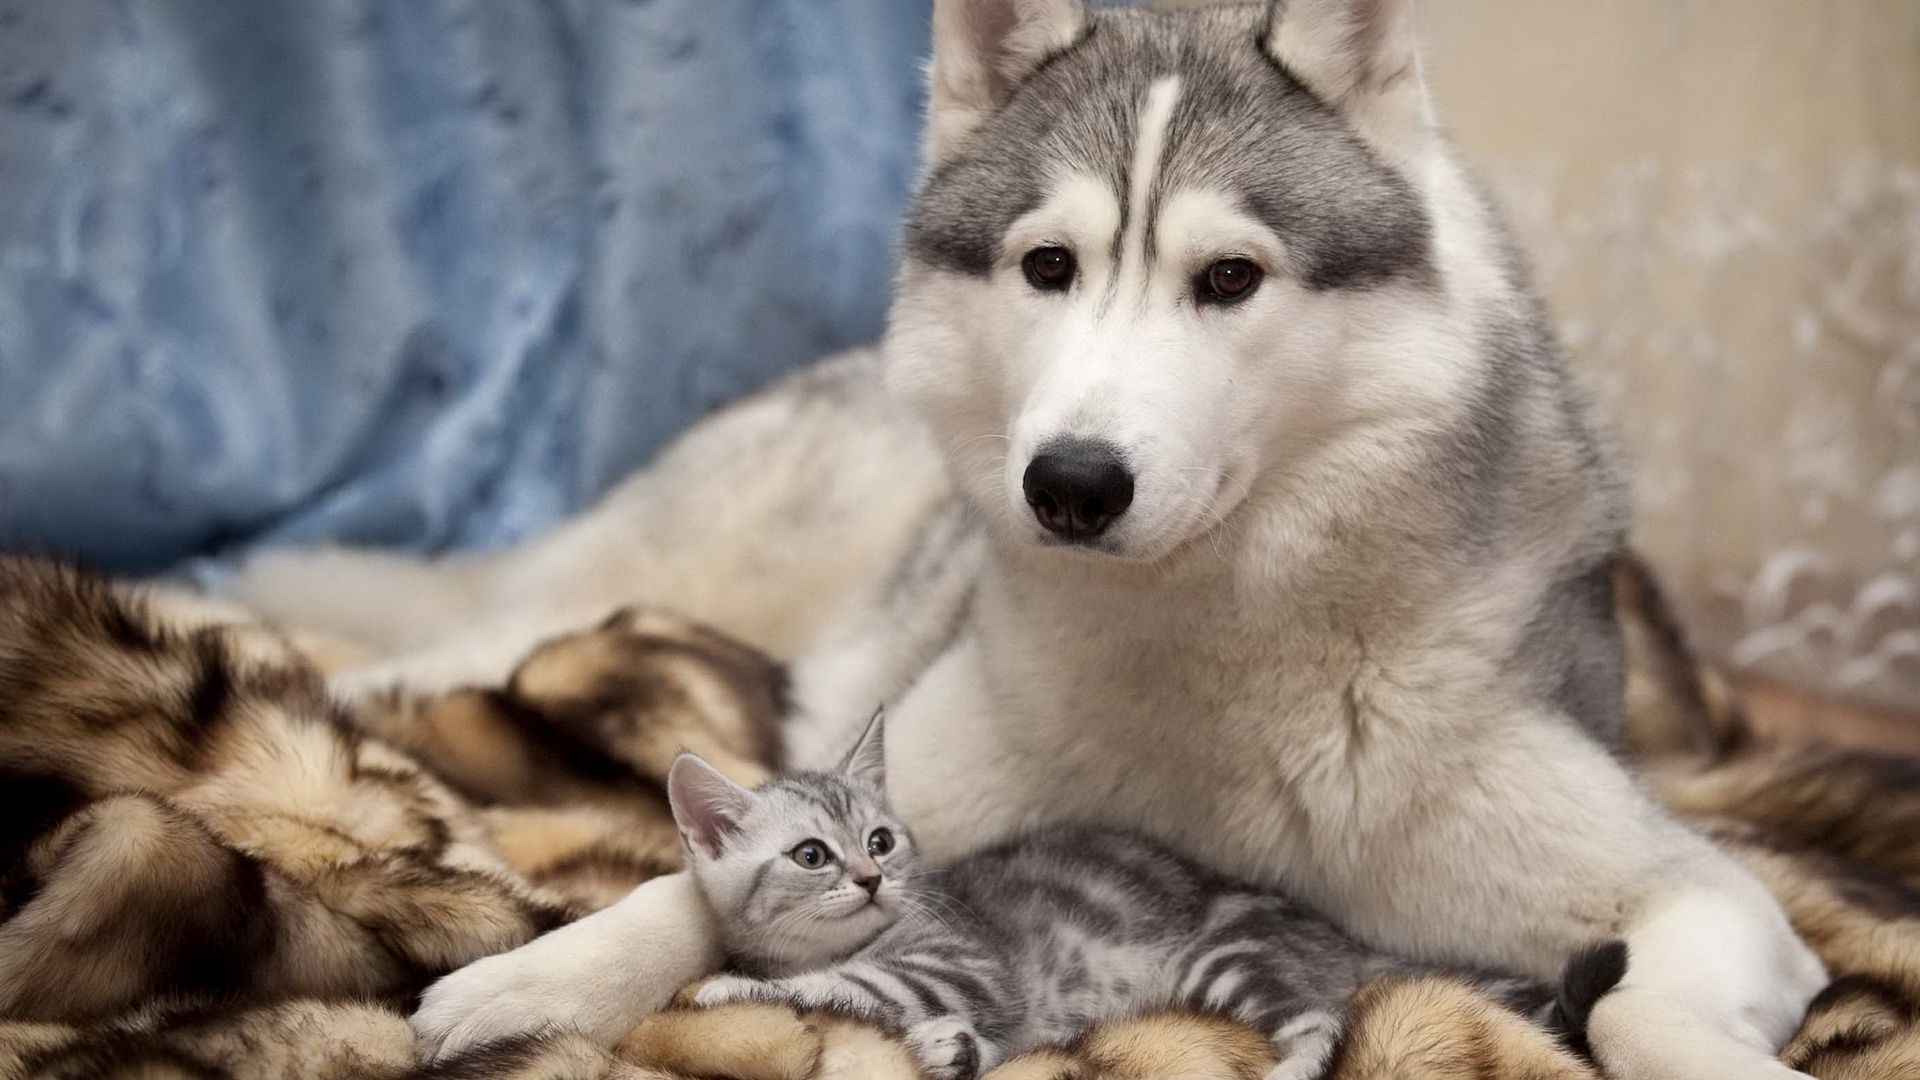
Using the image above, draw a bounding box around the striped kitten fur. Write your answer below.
[667,712,1571,1080]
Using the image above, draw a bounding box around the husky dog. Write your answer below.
[233,2,1827,1076]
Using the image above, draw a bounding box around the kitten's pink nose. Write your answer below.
[853,874,881,897]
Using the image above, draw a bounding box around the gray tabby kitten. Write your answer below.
[667,713,1559,1080]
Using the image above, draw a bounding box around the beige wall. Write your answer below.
[1420,1,1919,713]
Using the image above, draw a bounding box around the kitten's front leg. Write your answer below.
[689,974,782,1010]
[693,968,896,1023]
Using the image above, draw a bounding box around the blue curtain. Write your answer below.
[0,0,930,571]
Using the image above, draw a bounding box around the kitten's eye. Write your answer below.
[1196,257,1262,305]
[1022,246,1075,292]
[867,828,895,857]
[790,840,831,869]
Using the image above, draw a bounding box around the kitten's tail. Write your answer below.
[1543,939,1630,1059]
[1456,938,1629,1059]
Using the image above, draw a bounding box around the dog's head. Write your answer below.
[888,0,1492,561]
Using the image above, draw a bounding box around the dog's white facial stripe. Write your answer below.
[1110,75,1182,307]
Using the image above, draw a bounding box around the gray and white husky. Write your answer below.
[232,2,1826,1076]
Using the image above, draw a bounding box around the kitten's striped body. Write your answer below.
[672,721,1548,1079]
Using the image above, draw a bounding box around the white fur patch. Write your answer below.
[1118,75,1183,296]
[1005,172,1122,276]
[1266,1008,1340,1080]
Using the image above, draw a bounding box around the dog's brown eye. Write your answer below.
[1023,246,1075,292]
[1198,258,1262,305]
[867,828,895,856]
[790,840,830,869]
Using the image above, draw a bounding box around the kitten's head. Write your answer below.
[667,710,919,970]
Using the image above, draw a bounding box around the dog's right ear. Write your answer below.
[926,0,1086,161]
[667,754,754,858]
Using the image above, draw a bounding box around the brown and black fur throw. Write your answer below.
[0,555,776,1077]
[1,552,1917,1079]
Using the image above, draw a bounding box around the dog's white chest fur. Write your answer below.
[870,548,1659,979]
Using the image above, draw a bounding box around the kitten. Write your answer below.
[667,712,1559,1080]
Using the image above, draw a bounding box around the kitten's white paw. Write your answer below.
[1264,1009,1339,1080]
[907,1016,983,1080]
[691,974,772,1010]
[1264,1058,1327,1080]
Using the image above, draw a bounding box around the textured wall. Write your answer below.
[1422,1,1919,713]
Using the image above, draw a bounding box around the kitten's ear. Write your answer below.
[838,707,889,792]
[1262,0,1434,152]
[667,753,754,857]
[926,0,1087,161]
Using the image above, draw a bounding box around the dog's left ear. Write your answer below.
[1263,0,1434,152]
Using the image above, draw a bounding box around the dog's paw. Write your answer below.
[409,936,661,1061]
[907,1016,982,1080]
[410,948,575,1061]
[410,871,721,1062]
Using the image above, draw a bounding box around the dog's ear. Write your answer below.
[926,0,1087,160]
[838,707,889,793]
[667,753,755,858]
[1262,0,1434,152]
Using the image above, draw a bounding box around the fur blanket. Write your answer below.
[0,555,1915,1079]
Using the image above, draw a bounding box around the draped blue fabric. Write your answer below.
[0,0,930,571]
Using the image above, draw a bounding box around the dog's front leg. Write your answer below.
[409,871,722,1061]
[1587,863,1826,1080]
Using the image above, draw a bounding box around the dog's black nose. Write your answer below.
[1023,440,1134,540]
